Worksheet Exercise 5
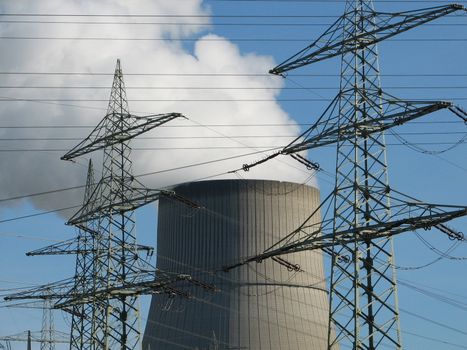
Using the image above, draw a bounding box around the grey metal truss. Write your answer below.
[22,160,100,350]
[0,331,69,347]
[269,4,466,75]
[41,290,55,350]
[3,273,216,309]
[4,59,207,350]
[226,1,467,350]
[64,60,167,350]
[60,59,201,350]
[67,161,98,350]
[0,294,65,349]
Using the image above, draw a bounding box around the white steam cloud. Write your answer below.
[0,0,313,217]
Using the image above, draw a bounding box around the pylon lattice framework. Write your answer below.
[4,59,216,350]
[56,60,211,350]
[225,2,467,350]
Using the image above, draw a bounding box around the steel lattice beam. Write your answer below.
[4,60,208,350]
[270,4,465,75]
[61,113,185,161]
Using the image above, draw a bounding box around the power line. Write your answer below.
[2,97,467,102]
[0,142,464,152]
[0,1,465,15]
[0,121,462,129]
[401,330,467,349]
[400,307,467,337]
[0,205,81,224]
[0,14,338,18]
[0,148,281,206]
[1,85,467,90]
[1,20,466,26]
[1,187,466,346]
[0,72,466,77]
[0,131,463,141]
[212,0,467,2]
[1,35,467,42]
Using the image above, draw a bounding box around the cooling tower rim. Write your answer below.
[167,178,320,192]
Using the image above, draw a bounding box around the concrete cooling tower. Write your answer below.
[143,179,332,350]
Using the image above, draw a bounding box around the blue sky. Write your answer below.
[0,0,466,349]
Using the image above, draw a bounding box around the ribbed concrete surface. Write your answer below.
[143,179,331,350]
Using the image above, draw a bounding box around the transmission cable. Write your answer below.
[1,71,466,77]
[2,35,466,42]
[389,129,467,155]
[1,19,466,27]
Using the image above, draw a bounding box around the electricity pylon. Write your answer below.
[0,299,69,349]
[225,2,467,350]
[5,59,215,350]
[41,289,55,350]
[26,160,98,350]
[59,59,186,350]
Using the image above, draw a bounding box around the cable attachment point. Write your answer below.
[229,151,282,174]
[290,154,320,171]
[272,256,302,272]
[448,106,467,124]
[436,223,464,241]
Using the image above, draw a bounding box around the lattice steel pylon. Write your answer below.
[4,59,215,350]
[25,160,102,350]
[68,160,97,350]
[60,59,190,350]
[41,290,55,350]
[225,2,467,350]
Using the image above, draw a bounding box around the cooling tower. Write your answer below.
[143,179,332,350]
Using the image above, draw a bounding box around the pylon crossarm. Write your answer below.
[28,235,154,256]
[269,14,346,75]
[228,150,282,174]
[161,191,203,209]
[26,237,89,256]
[54,272,216,308]
[270,4,464,75]
[274,198,466,253]
[61,112,184,160]
[3,279,75,301]
[223,193,466,271]
[282,93,453,154]
[2,301,46,309]
[223,192,335,272]
[67,185,172,225]
[0,331,69,344]
[448,105,467,123]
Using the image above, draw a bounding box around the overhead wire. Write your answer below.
[414,231,467,260]
[0,146,304,222]
[0,121,463,128]
[212,0,467,2]
[1,97,467,102]
[0,4,467,348]
[2,189,467,343]
[1,85,467,89]
[388,129,467,155]
[0,19,464,342]
[1,20,466,27]
[0,131,464,141]
[0,141,464,152]
[1,72,467,77]
[399,280,467,312]
[1,36,467,42]
[1,10,466,17]
[401,330,467,349]
[144,249,467,343]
